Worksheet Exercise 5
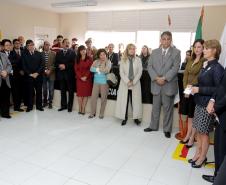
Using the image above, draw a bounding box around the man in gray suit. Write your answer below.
[0,52,12,118]
[144,31,181,138]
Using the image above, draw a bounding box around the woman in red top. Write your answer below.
[75,45,93,114]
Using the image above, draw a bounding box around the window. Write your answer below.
[172,32,195,62]
[85,31,135,52]
[136,31,160,54]
[85,30,195,62]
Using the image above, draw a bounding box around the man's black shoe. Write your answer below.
[202,175,214,183]
[144,128,157,132]
[58,107,67,111]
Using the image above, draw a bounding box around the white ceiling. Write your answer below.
[7,0,226,13]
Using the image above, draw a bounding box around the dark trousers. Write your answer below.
[10,75,23,110]
[125,90,132,120]
[213,155,226,185]
[0,80,10,116]
[26,75,43,110]
[59,79,74,110]
[43,76,54,104]
[214,123,226,176]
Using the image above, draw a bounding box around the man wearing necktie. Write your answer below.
[22,40,44,112]
[55,38,76,112]
[144,31,181,138]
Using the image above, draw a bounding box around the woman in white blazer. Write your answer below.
[115,43,143,126]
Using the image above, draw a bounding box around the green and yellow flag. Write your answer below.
[195,7,204,40]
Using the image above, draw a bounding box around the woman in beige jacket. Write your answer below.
[115,43,143,126]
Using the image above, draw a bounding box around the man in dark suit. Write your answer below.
[22,40,44,112]
[144,31,181,138]
[107,43,119,67]
[213,155,226,185]
[55,38,76,112]
[202,68,226,183]
[2,39,24,112]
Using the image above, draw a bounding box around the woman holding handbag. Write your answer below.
[88,48,111,119]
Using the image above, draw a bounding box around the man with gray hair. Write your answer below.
[42,41,56,109]
[144,31,181,138]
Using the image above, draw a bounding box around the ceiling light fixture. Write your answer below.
[51,0,97,8]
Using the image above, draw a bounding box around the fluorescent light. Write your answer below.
[51,0,97,8]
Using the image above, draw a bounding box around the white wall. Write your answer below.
[60,13,88,45]
[0,1,60,41]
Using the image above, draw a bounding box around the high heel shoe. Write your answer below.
[185,143,194,148]
[121,120,127,126]
[188,158,197,164]
[88,114,95,119]
[191,158,207,168]
[180,139,189,144]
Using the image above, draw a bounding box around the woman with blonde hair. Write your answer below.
[189,39,224,168]
[115,43,143,126]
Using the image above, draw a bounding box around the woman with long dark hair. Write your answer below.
[179,39,205,147]
[139,45,152,104]
[74,45,93,115]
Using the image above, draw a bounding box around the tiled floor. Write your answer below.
[0,109,214,185]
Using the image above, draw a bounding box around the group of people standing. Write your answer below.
[1,30,226,184]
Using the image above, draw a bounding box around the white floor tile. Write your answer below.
[47,156,87,177]
[64,179,89,185]
[152,164,191,185]
[0,161,43,184]
[22,169,68,185]
[73,163,116,185]
[107,171,149,185]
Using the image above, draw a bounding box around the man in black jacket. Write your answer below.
[22,40,44,112]
[203,68,226,183]
[55,38,76,112]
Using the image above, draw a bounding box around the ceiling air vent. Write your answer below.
[51,0,97,8]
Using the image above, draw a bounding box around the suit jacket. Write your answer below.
[183,57,205,89]
[108,52,119,67]
[213,68,226,131]
[41,51,56,80]
[3,49,23,77]
[55,49,76,81]
[22,50,44,77]
[194,59,224,107]
[0,52,12,88]
[148,47,181,96]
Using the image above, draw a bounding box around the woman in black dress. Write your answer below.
[139,45,152,104]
